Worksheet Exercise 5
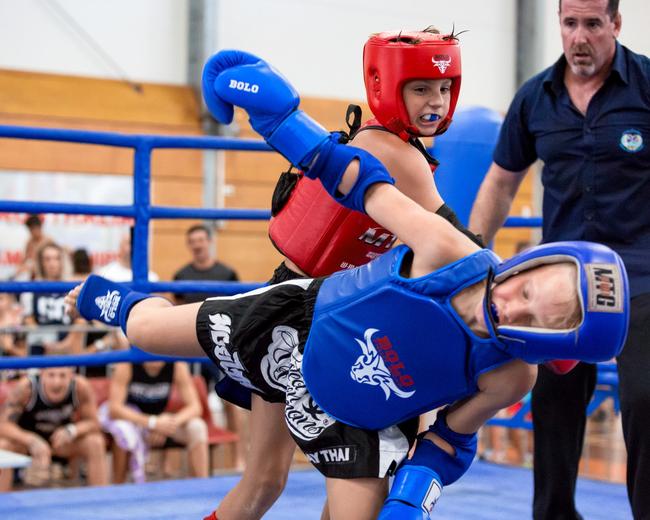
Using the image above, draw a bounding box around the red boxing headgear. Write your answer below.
[363,30,461,141]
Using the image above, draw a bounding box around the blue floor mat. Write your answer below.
[0,461,631,519]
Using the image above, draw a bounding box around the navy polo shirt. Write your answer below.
[494,42,650,296]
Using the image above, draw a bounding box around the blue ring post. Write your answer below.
[133,141,152,291]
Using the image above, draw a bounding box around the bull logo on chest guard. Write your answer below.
[350,328,415,400]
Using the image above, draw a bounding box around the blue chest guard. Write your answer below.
[302,246,513,430]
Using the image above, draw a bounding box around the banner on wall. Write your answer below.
[0,171,134,280]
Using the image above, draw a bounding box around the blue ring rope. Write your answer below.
[0,347,208,370]
[0,124,618,429]
[0,123,552,384]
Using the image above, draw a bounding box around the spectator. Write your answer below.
[67,247,113,378]
[70,248,92,280]
[13,214,53,281]
[22,243,83,356]
[98,230,158,282]
[172,225,246,469]
[0,292,25,359]
[173,224,239,304]
[101,361,208,483]
[0,293,26,381]
[478,392,533,467]
[468,1,650,517]
[0,366,108,490]
[95,230,158,376]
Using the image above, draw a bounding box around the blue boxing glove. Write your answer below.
[203,50,394,214]
[379,408,477,519]
[378,463,441,520]
[202,50,329,168]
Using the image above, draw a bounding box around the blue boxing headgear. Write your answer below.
[483,241,629,364]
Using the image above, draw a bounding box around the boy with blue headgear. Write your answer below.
[67,50,629,520]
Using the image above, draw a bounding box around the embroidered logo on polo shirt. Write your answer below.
[619,129,644,153]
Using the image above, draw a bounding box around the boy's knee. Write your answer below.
[253,473,288,501]
[241,460,289,499]
[186,417,208,448]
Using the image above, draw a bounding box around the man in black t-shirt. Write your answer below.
[172,224,246,469]
[104,361,208,483]
[173,224,239,304]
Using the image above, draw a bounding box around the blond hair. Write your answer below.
[537,263,582,330]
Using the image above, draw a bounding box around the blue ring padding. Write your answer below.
[0,347,208,370]
[150,206,270,220]
[0,124,273,151]
[502,216,542,228]
[0,123,544,375]
[0,201,271,221]
[0,200,136,217]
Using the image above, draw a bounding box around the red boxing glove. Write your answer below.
[544,359,579,375]
[203,512,218,520]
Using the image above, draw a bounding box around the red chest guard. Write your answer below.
[269,119,438,277]
[269,175,397,277]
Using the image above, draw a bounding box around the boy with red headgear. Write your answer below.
[270,28,473,279]
[207,28,479,520]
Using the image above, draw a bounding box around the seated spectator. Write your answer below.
[0,366,108,490]
[478,396,533,467]
[70,248,92,281]
[13,214,53,281]
[79,329,129,380]
[0,292,26,382]
[101,361,208,483]
[96,231,159,381]
[67,247,112,378]
[22,243,83,356]
[173,224,246,469]
[0,292,25,358]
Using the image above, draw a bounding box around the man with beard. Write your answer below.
[468,1,650,518]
